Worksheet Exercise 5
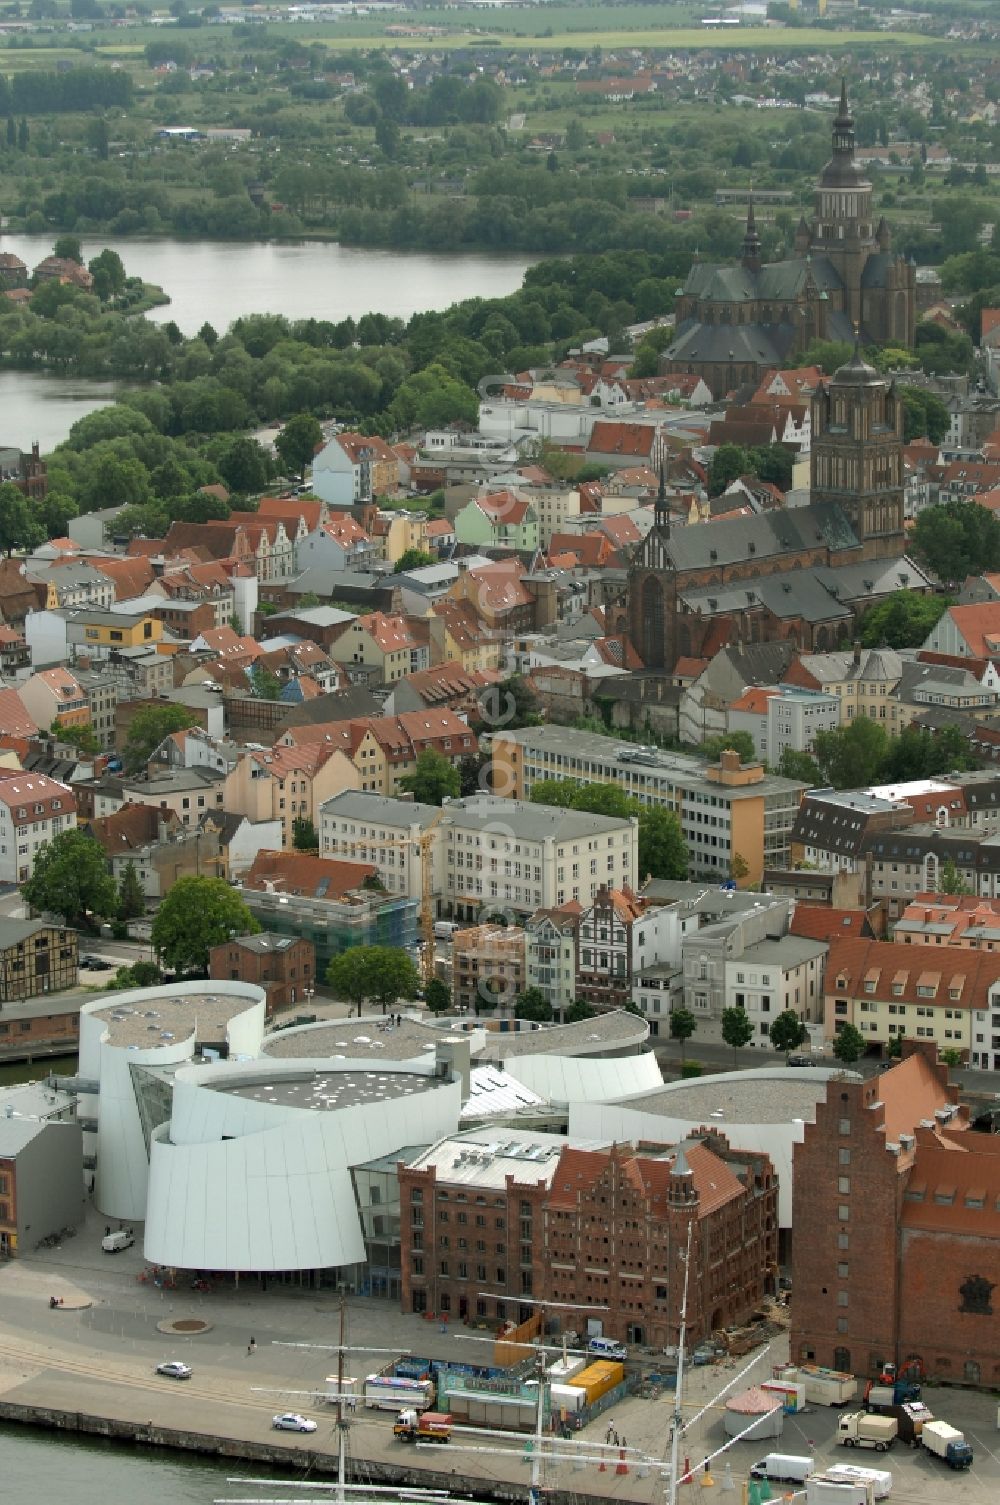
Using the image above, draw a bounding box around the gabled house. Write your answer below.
[453,490,540,553]
[311,431,400,506]
[327,611,424,685]
[294,514,376,574]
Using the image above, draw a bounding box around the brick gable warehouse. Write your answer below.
[791,1043,1000,1389]
[399,1130,777,1344]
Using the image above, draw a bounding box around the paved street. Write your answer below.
[0,1205,998,1505]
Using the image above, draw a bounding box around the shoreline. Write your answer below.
[0,1394,646,1505]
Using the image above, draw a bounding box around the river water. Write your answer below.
[0,234,534,451]
[2,1424,270,1502]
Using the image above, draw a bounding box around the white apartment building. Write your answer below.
[319,792,638,920]
[970,984,1000,1073]
[728,685,840,765]
[724,936,828,1046]
[524,906,579,1021]
[0,772,77,883]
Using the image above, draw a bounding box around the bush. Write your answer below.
[680,1060,703,1078]
[111,920,130,940]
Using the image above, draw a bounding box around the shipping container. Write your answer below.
[776,1364,857,1406]
[567,1360,624,1406]
[550,1383,585,1416]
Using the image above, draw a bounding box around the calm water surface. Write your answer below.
[0,234,535,450]
[1,1425,274,1503]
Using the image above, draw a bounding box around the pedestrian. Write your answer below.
[248,1336,256,1355]
[620,1436,627,1450]
[605,1420,614,1444]
[613,1429,620,1447]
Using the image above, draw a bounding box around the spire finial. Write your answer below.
[840,76,848,114]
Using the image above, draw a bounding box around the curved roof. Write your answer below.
[606,1065,851,1126]
[500,1052,662,1108]
[261,1014,472,1063]
[487,1008,649,1059]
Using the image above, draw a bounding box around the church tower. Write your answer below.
[628,466,676,669]
[804,80,876,330]
[810,344,904,560]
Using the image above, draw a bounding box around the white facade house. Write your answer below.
[725,935,828,1043]
[0,771,77,883]
[320,791,639,920]
[23,608,69,669]
[728,686,840,765]
[970,983,1000,1073]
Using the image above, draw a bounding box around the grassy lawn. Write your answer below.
[253,25,939,51]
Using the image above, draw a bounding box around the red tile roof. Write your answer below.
[791,907,869,941]
[0,770,75,821]
[243,849,377,899]
[587,421,657,459]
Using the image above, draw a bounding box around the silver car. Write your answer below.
[156,1361,193,1380]
[273,1412,318,1433]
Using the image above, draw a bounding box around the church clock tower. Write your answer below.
[628,468,676,669]
[810,344,904,560]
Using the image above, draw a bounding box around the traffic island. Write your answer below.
[156,1317,213,1336]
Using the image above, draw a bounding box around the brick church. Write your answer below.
[626,342,906,671]
[661,82,916,398]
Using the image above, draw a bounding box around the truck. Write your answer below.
[865,1401,933,1447]
[775,1364,858,1407]
[864,1380,921,1407]
[101,1230,135,1253]
[749,1453,815,1484]
[838,1413,897,1452]
[393,1409,452,1444]
[919,1420,973,1470]
[806,1474,875,1505]
[823,1464,892,1498]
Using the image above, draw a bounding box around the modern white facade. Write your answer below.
[726,936,828,1042]
[145,1055,461,1273]
[78,981,266,1224]
[728,686,840,765]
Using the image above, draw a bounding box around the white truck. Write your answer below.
[823,1463,892,1498]
[806,1475,875,1505]
[776,1364,858,1406]
[101,1230,135,1253]
[750,1454,814,1484]
[838,1412,897,1452]
[919,1420,973,1470]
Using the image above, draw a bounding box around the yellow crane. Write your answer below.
[325,807,445,986]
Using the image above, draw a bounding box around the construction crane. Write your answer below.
[324,807,445,986]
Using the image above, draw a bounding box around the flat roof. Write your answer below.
[218,1068,438,1111]
[614,1069,853,1125]
[93,990,254,1048]
[406,1127,596,1189]
[495,1008,649,1059]
[263,1016,451,1063]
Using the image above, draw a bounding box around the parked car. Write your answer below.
[156,1361,193,1380]
[273,1413,317,1433]
[80,955,108,970]
[787,1054,815,1068]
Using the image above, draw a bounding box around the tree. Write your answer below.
[399,748,460,805]
[88,248,126,299]
[425,977,451,1014]
[474,674,541,733]
[859,590,951,649]
[250,663,282,700]
[151,876,259,975]
[459,751,490,798]
[939,1047,962,1068]
[910,499,1000,583]
[325,945,420,1016]
[565,999,595,1023]
[769,1009,807,1054]
[708,443,751,497]
[776,747,822,785]
[731,852,750,883]
[669,1005,697,1063]
[21,829,118,931]
[900,386,949,444]
[124,705,197,774]
[292,816,318,851]
[218,435,272,496]
[274,413,323,479]
[813,718,889,790]
[938,857,971,896]
[117,860,145,923]
[394,548,435,573]
[638,806,688,881]
[50,719,100,757]
[832,1023,865,1065]
[52,234,83,265]
[700,732,757,765]
[515,986,553,1022]
[721,1005,754,1067]
[0,482,44,555]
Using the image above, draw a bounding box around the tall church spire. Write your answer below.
[831,77,855,162]
[741,194,761,272]
[655,461,670,537]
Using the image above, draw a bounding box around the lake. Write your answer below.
[0,233,536,336]
[0,234,536,450]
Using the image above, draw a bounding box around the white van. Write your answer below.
[587,1336,628,1361]
[751,1454,815,1484]
[102,1230,135,1254]
[433,921,458,939]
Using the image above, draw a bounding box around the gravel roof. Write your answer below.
[615,1070,848,1125]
